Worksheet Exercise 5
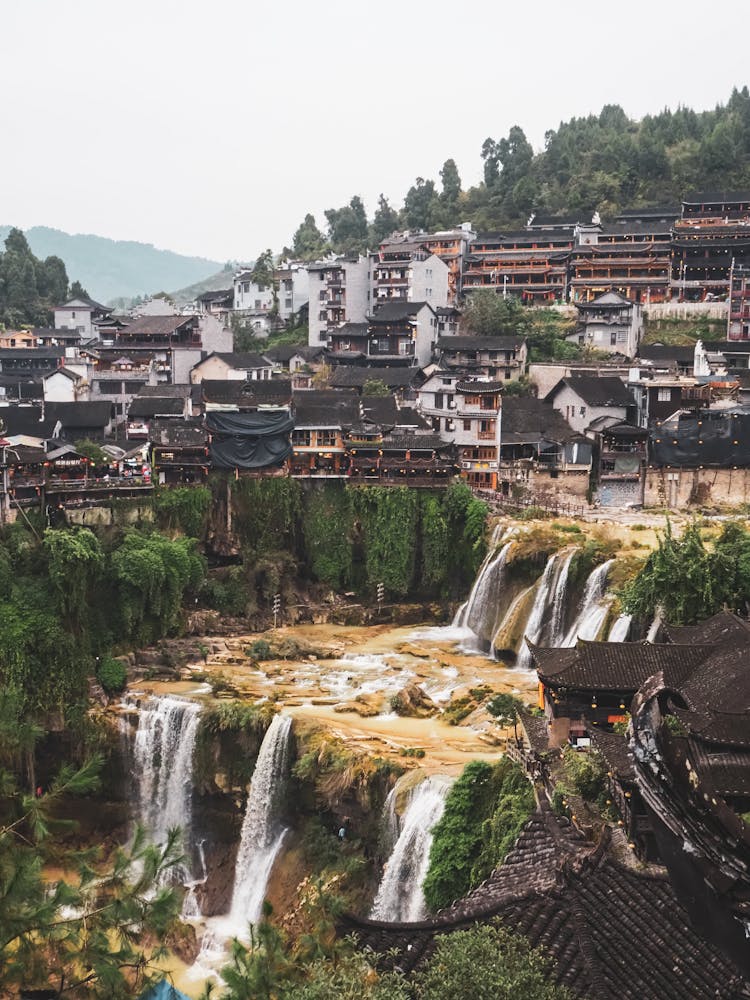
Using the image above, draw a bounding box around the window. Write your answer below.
[505,370,511,379]
[445,418,454,432]
[480,395,496,410]
[441,377,452,385]
[463,419,471,431]
[255,299,261,309]
[658,388,672,402]
[285,298,292,309]
[610,332,617,346]
[580,406,586,417]
[317,431,337,447]
[71,311,76,318]
[292,430,311,446]
[434,392,444,409]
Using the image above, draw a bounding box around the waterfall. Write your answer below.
[229,714,292,928]
[452,524,507,630]
[564,560,615,645]
[608,614,632,642]
[131,695,201,876]
[548,549,575,646]
[516,554,560,670]
[370,776,451,922]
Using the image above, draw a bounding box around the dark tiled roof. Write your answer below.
[330,366,424,390]
[45,401,113,429]
[520,713,551,755]
[128,397,185,418]
[683,191,750,205]
[202,378,292,406]
[368,301,433,323]
[501,397,576,443]
[455,379,504,393]
[343,804,748,998]
[119,316,196,338]
[547,374,631,407]
[589,729,635,781]
[689,737,750,797]
[361,396,399,425]
[0,348,65,361]
[150,418,207,448]
[381,433,449,452]
[137,383,192,398]
[0,406,56,438]
[292,390,359,427]
[664,612,750,646]
[264,344,326,362]
[437,335,525,351]
[637,345,695,363]
[532,640,710,691]
[209,352,272,369]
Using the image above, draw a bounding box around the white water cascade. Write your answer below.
[607,614,632,642]
[516,554,561,670]
[370,776,451,922]
[452,525,508,635]
[563,560,615,645]
[131,695,201,877]
[229,713,293,928]
[548,549,575,646]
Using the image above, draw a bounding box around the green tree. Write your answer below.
[368,194,400,245]
[620,521,715,624]
[68,279,89,300]
[461,289,529,336]
[325,196,369,254]
[0,691,183,998]
[414,924,573,1000]
[362,378,390,397]
[292,214,328,260]
[402,177,438,230]
[487,693,525,742]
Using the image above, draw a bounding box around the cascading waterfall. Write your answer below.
[516,553,560,670]
[370,776,451,922]
[229,713,293,928]
[608,614,632,642]
[548,549,575,646]
[452,524,507,630]
[563,560,615,645]
[130,695,201,880]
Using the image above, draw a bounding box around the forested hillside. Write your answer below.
[0,225,221,305]
[288,87,750,256]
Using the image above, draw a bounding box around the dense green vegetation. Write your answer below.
[0,522,206,727]
[423,758,534,911]
[229,479,487,601]
[206,910,569,1000]
[621,519,750,624]
[0,690,183,998]
[0,227,72,327]
[289,88,750,255]
[152,484,212,538]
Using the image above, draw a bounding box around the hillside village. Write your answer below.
[2,191,750,519]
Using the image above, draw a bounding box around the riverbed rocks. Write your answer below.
[390,683,437,718]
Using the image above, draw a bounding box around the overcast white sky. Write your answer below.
[2,0,748,262]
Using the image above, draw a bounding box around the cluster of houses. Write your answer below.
[3,279,750,516]
[195,193,750,348]
[2,190,750,517]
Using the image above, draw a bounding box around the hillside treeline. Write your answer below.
[0,227,86,327]
[288,87,750,257]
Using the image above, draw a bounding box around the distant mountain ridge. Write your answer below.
[0,226,222,305]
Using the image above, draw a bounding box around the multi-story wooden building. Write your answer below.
[671,192,750,301]
[463,229,573,303]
